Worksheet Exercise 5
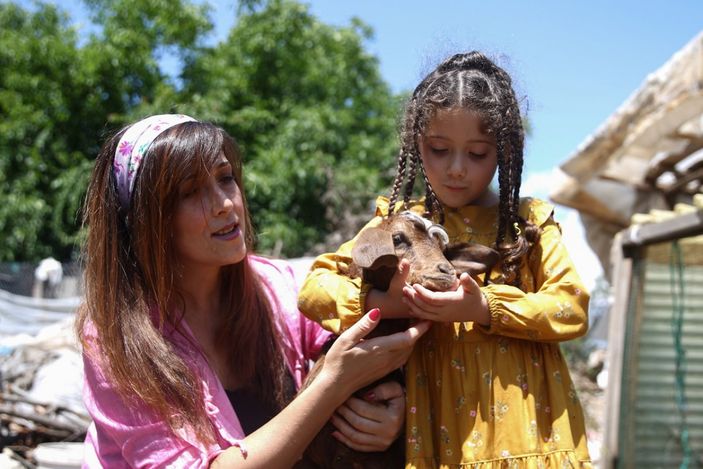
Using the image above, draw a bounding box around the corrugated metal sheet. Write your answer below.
[618,256,703,468]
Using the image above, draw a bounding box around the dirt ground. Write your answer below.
[571,356,606,466]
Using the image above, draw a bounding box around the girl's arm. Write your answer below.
[298,215,412,334]
[403,209,589,342]
[478,216,589,342]
[212,313,429,468]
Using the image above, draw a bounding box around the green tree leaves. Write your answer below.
[1,0,399,260]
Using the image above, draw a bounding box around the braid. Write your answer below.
[403,150,418,208]
[418,159,444,223]
[390,50,540,278]
[387,150,408,215]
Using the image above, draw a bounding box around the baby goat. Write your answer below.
[295,211,499,469]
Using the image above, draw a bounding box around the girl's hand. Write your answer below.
[365,259,412,317]
[322,308,430,397]
[402,273,490,325]
[330,381,405,452]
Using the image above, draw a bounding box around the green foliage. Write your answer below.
[0,3,88,260]
[180,0,399,255]
[0,0,400,260]
[82,0,405,256]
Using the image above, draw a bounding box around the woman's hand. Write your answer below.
[330,381,405,452]
[402,272,490,325]
[321,308,430,398]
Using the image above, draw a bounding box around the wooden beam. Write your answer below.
[621,209,703,254]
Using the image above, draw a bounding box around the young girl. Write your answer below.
[77,114,430,467]
[298,52,592,468]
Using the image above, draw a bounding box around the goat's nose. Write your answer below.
[438,262,454,275]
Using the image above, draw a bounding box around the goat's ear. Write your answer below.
[444,242,500,276]
[351,227,398,270]
[351,227,399,291]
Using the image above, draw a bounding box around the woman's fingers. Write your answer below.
[326,311,429,395]
[364,380,404,402]
[338,397,384,424]
[334,308,381,349]
[330,412,393,451]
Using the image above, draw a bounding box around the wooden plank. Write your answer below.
[621,210,703,252]
[602,233,634,468]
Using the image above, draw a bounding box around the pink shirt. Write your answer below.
[82,256,332,468]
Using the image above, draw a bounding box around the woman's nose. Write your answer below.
[207,185,233,215]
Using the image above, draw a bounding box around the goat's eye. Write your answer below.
[392,233,409,247]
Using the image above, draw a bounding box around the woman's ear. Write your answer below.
[444,242,499,276]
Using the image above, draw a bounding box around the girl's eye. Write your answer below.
[469,152,487,159]
[430,147,449,155]
[220,175,236,184]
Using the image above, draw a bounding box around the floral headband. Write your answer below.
[113,114,197,210]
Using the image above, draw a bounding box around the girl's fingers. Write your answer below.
[397,258,411,283]
[459,272,479,293]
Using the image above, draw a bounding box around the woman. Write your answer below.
[77,114,429,467]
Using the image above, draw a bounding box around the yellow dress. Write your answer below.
[298,196,592,468]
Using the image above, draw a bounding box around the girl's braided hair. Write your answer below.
[388,51,540,286]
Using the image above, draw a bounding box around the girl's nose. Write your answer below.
[447,154,467,178]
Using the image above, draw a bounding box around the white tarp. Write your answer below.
[0,288,80,341]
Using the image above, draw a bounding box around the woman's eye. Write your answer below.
[180,185,198,198]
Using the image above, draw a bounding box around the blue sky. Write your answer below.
[57,0,702,175]
[210,0,702,176]
[27,0,703,286]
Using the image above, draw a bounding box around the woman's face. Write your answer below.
[173,153,247,273]
[420,108,498,208]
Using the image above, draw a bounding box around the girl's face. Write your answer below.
[173,153,247,274]
[420,108,497,208]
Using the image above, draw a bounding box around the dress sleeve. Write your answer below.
[297,216,385,334]
[479,200,590,342]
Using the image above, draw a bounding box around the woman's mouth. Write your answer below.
[212,223,241,240]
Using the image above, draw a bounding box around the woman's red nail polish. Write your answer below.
[364,391,377,401]
[369,308,381,321]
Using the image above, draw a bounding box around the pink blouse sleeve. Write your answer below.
[80,326,246,468]
[81,354,224,468]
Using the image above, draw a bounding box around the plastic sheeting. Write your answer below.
[0,289,80,341]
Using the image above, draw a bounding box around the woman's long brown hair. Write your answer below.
[77,121,287,442]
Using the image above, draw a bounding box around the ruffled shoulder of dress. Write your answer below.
[519,197,555,227]
[373,195,426,217]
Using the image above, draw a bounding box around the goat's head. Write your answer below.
[350,211,500,291]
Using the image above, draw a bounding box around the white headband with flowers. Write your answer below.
[113,114,196,209]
